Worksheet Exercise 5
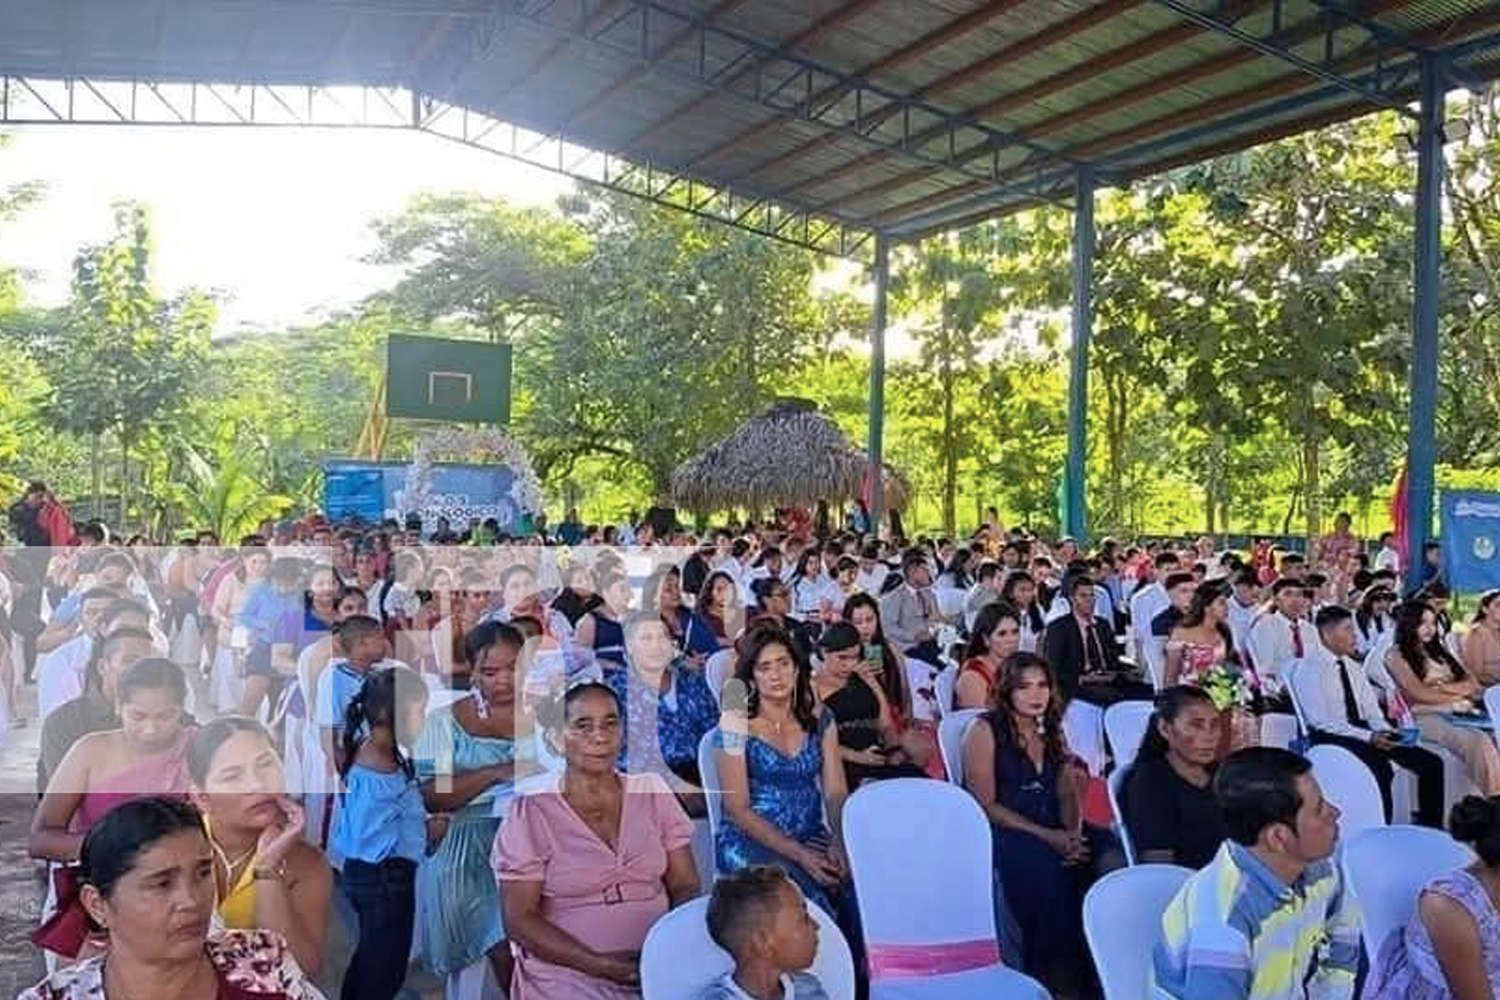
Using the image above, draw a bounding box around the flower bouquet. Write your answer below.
[1198,661,1257,712]
[1197,661,1261,753]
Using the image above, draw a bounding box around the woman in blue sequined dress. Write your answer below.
[414,622,531,993]
[714,625,850,915]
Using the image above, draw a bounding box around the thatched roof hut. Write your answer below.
[670,399,909,514]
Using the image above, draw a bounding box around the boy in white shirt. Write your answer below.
[697,866,831,1000]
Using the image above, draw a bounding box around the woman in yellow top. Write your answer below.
[187,716,333,976]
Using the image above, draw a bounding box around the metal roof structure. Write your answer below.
[0,0,1485,562]
[3,0,1500,258]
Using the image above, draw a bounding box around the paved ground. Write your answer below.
[0,674,444,999]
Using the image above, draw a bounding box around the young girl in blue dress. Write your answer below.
[332,664,433,1000]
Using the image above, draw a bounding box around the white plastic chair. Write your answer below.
[938,709,983,787]
[1083,864,1193,1000]
[1282,660,1312,736]
[1142,635,1167,691]
[1103,700,1154,772]
[1064,699,1106,776]
[845,779,1045,999]
[641,894,857,1000]
[933,664,958,718]
[697,728,725,859]
[1306,744,1386,839]
[1342,824,1474,959]
[1107,765,1136,866]
[1259,712,1300,750]
[1484,686,1500,756]
[444,960,503,1000]
[704,649,734,705]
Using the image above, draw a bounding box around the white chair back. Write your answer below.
[1485,686,1500,755]
[1364,636,1397,694]
[1083,864,1193,1000]
[1064,699,1106,776]
[1306,744,1386,838]
[1142,635,1168,690]
[1343,825,1474,959]
[1107,765,1136,866]
[933,664,958,718]
[938,709,983,787]
[1103,700,1154,772]
[1283,660,1312,736]
[640,895,857,1000]
[846,779,1028,998]
[704,650,734,705]
[1259,712,1300,750]
[697,728,725,853]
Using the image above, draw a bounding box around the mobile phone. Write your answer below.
[864,643,882,664]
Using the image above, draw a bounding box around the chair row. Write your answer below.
[649,772,1050,999]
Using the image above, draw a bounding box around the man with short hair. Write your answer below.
[1226,569,1262,660]
[1043,575,1150,705]
[38,625,155,792]
[879,550,946,656]
[1300,605,1445,828]
[964,561,1004,632]
[36,588,122,723]
[1130,551,1180,662]
[1151,747,1359,1000]
[1151,572,1198,638]
[1248,579,1314,699]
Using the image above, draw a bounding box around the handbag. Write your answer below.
[31,865,93,957]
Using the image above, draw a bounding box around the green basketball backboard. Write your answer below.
[386,334,512,424]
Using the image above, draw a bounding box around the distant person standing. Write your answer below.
[1316,512,1360,572]
[6,482,75,688]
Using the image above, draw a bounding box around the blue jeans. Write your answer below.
[340,857,417,1000]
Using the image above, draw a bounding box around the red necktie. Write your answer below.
[1291,620,1305,659]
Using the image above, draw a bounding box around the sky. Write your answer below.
[0,125,570,334]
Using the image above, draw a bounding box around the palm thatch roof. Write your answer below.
[671,399,909,514]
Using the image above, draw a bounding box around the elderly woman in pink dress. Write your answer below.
[493,681,701,998]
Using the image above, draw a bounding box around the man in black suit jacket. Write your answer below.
[1043,574,1153,706]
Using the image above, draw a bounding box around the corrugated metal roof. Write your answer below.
[2,0,1499,245]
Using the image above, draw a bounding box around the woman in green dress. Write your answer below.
[415,621,531,993]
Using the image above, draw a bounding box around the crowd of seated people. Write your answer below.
[11,501,1500,1000]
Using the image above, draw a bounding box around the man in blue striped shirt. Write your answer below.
[1151,747,1360,1000]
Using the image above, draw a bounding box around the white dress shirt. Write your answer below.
[1297,644,1393,742]
[37,632,93,723]
[1129,583,1168,638]
[1226,597,1259,659]
[1248,611,1319,692]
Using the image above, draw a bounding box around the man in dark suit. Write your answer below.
[1043,574,1152,706]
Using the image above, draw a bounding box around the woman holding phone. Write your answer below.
[187,716,333,977]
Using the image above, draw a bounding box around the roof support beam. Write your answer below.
[682,0,1031,174]
[752,0,1143,200]
[1150,0,1418,116]
[803,2,1260,215]
[0,75,873,260]
[504,0,1085,187]
[867,0,1495,231]
[550,0,751,133]
[623,0,883,151]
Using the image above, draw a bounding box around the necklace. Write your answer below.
[210,835,257,891]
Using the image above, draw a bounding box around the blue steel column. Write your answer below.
[1066,169,1095,543]
[868,235,891,538]
[1405,56,1444,592]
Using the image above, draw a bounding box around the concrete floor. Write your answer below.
[0,676,444,999]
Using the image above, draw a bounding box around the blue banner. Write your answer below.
[1441,490,1500,593]
[324,460,521,532]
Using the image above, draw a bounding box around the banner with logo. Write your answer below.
[323,460,521,532]
[1440,490,1500,593]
